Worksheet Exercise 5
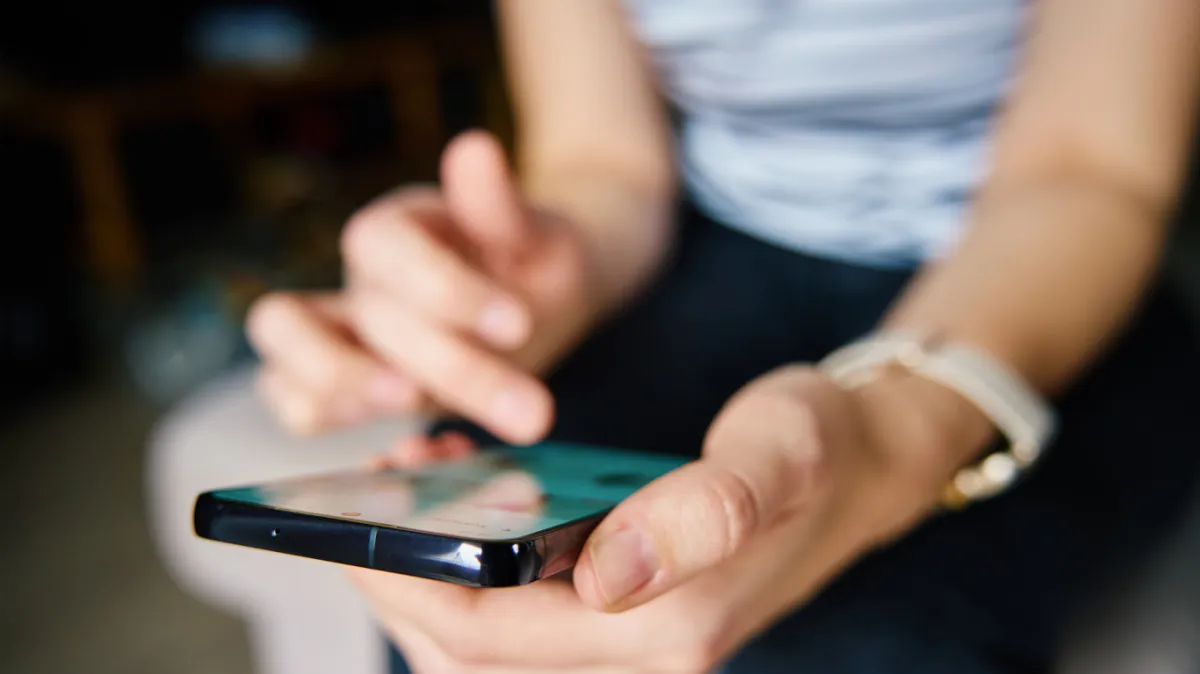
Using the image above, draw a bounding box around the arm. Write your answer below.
[496,0,676,315]
[874,0,1200,471]
[569,0,1200,619]
[249,1,674,442]
[347,5,1200,670]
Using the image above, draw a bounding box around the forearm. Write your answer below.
[844,0,1200,484]
[867,176,1173,473]
[495,0,676,320]
[887,178,1169,393]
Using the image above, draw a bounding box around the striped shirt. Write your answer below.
[622,0,1026,267]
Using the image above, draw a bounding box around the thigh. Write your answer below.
[724,600,1016,674]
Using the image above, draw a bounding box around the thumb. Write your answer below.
[574,440,818,612]
[440,129,532,256]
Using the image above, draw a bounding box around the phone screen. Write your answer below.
[210,444,689,540]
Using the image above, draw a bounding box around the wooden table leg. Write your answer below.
[65,102,141,286]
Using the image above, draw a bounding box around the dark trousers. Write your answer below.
[391,207,1200,673]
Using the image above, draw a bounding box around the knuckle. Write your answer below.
[304,353,346,392]
[419,264,460,310]
[281,395,323,436]
[417,257,490,323]
[347,285,384,326]
[442,353,483,393]
[245,292,302,347]
[341,185,435,265]
[699,467,761,556]
[434,346,500,402]
[352,290,407,349]
[768,396,827,482]
[776,393,824,452]
[340,208,389,264]
[459,367,517,418]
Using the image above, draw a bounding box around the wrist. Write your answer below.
[853,371,996,489]
[527,179,675,318]
[510,207,622,376]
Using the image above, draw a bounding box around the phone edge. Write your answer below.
[193,492,601,587]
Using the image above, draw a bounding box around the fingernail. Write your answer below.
[477,300,527,346]
[588,528,658,606]
[370,373,415,407]
[490,386,544,438]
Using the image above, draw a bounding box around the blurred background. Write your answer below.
[0,3,1198,674]
[0,3,502,672]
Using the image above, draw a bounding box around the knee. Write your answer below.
[145,367,266,607]
[145,365,427,609]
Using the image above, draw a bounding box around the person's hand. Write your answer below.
[351,366,986,672]
[246,131,601,441]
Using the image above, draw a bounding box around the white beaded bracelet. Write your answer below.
[818,331,1057,508]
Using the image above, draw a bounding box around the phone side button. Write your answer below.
[367,526,379,569]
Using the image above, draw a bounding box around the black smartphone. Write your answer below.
[194,443,689,587]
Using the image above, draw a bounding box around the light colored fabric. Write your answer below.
[146,365,425,674]
[622,0,1025,268]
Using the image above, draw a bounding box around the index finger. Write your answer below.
[349,288,552,443]
[341,189,532,348]
[441,130,533,256]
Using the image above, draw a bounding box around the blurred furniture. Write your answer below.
[148,366,425,674]
[0,18,509,289]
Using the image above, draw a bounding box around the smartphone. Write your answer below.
[193,443,689,587]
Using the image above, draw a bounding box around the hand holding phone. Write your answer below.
[194,443,689,587]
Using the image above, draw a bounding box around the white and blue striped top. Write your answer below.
[622,0,1027,268]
